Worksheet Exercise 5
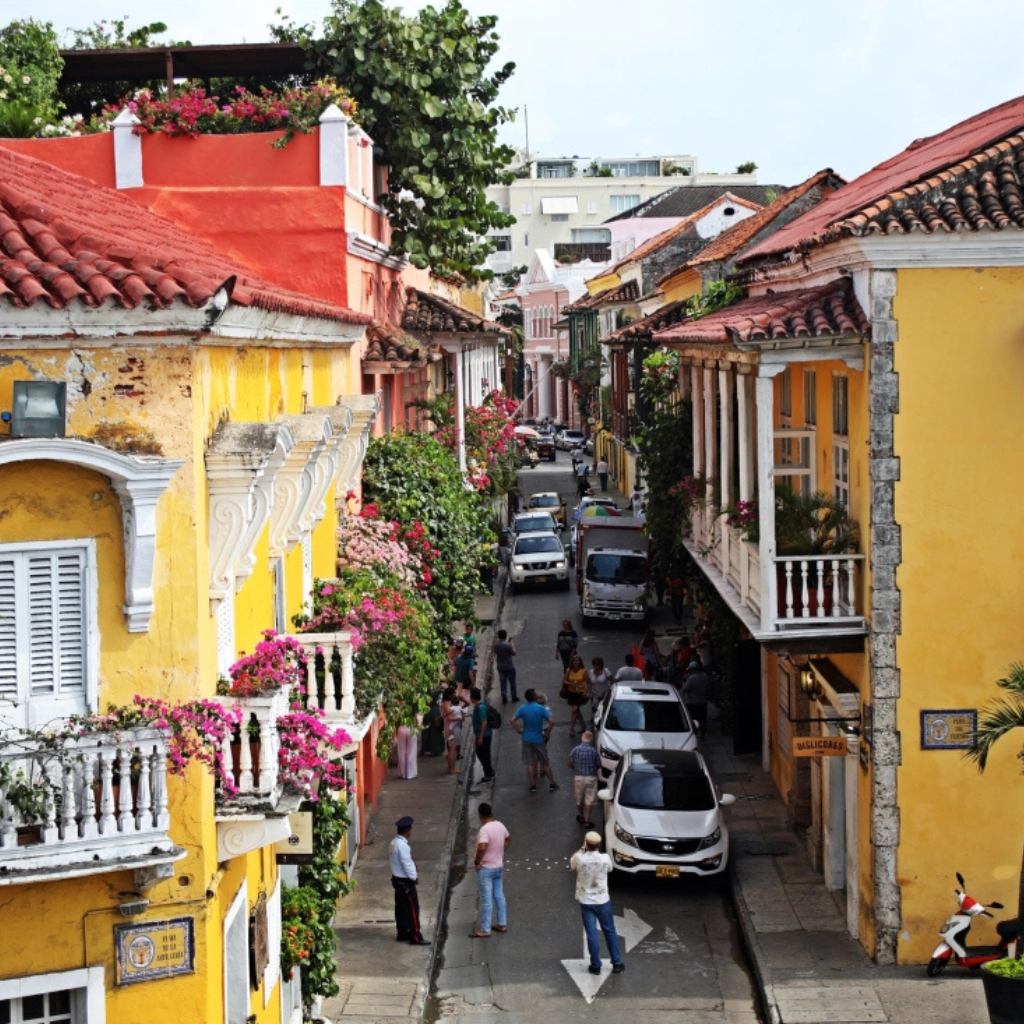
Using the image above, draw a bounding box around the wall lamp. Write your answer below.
[799,665,822,700]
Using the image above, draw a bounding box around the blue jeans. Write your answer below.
[498,667,517,701]
[477,866,506,933]
[580,900,623,968]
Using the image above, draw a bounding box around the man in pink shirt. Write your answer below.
[469,803,511,938]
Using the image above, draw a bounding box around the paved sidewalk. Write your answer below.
[323,590,501,1023]
[704,735,987,1024]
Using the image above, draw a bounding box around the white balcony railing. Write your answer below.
[0,728,180,881]
[775,554,864,624]
[286,632,356,721]
[686,514,864,637]
[219,687,291,800]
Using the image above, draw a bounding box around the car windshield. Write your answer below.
[514,515,556,533]
[530,496,559,508]
[515,535,563,555]
[618,769,715,811]
[586,554,648,584]
[606,700,689,732]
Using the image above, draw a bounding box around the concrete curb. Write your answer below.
[729,867,782,1024]
[417,567,508,1021]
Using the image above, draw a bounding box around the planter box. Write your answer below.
[982,968,1024,1024]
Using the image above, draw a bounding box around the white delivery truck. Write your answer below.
[575,515,650,623]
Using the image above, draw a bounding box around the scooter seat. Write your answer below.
[996,919,1021,940]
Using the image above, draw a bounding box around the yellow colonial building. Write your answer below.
[658,95,1024,963]
[0,145,376,1021]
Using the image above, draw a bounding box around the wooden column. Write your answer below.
[737,368,754,502]
[691,364,704,477]
[755,368,782,632]
[718,364,735,573]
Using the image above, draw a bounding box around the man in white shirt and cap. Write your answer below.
[570,832,625,975]
[390,816,428,945]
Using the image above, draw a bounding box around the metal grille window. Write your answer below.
[832,374,850,508]
[0,543,93,729]
[550,213,569,222]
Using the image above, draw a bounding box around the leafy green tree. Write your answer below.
[0,19,63,136]
[290,0,517,280]
[362,432,488,632]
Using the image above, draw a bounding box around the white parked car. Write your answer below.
[593,681,697,779]
[509,511,558,540]
[509,532,569,591]
[599,748,735,877]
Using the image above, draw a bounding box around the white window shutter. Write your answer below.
[56,551,87,694]
[0,558,16,701]
[28,551,86,698]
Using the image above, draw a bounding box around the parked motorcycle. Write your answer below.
[927,872,1019,975]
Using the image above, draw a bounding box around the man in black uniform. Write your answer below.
[390,816,428,944]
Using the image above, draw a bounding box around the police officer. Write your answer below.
[390,816,428,945]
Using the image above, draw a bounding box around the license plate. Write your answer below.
[656,866,680,879]
[533,576,547,584]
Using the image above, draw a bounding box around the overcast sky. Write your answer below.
[24,0,1024,187]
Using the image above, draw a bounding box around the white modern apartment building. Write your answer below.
[484,151,759,272]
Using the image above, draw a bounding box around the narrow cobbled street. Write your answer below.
[431,453,761,1023]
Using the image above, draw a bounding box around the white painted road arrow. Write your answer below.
[561,907,653,1002]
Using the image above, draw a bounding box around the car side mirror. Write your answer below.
[719,793,736,806]
[597,789,611,802]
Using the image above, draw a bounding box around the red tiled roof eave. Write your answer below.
[401,286,509,336]
[654,281,870,347]
[740,93,1024,262]
[363,320,440,371]
[602,298,694,345]
[0,148,369,327]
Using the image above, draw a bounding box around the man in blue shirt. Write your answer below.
[389,816,427,945]
[512,688,558,793]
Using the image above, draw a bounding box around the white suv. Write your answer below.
[558,429,586,450]
[593,681,697,779]
[599,749,735,877]
[509,532,569,591]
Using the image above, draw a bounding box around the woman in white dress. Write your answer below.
[396,724,419,779]
[442,688,465,775]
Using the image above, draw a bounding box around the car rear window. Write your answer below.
[606,700,689,732]
[530,496,559,508]
[619,769,715,811]
[515,515,556,532]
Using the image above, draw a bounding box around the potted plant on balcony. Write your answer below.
[966,664,1024,1024]
[772,486,859,617]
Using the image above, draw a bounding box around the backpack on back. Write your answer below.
[486,704,502,729]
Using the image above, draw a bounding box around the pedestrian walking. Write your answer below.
[567,731,601,828]
[571,832,625,975]
[454,643,477,703]
[576,458,591,498]
[630,485,643,517]
[390,816,428,945]
[395,724,419,779]
[556,618,579,670]
[562,652,589,736]
[613,652,644,683]
[494,629,518,704]
[470,687,496,783]
[683,661,711,741]
[441,687,464,774]
[469,803,510,938]
[588,657,612,719]
[639,628,664,680]
[512,688,558,793]
[596,458,609,493]
[666,571,686,624]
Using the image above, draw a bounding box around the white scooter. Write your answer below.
[927,871,1018,976]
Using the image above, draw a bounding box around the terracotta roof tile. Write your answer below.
[655,281,869,346]
[563,279,640,315]
[597,194,764,282]
[0,147,369,326]
[364,320,440,370]
[741,94,1024,261]
[401,287,508,335]
[603,298,694,345]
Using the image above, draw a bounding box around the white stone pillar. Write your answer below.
[691,365,704,476]
[538,354,553,420]
[318,104,350,186]
[112,109,143,189]
[703,364,717,502]
[737,369,754,502]
[755,369,780,632]
[718,364,735,573]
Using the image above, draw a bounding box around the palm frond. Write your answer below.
[997,662,1024,693]
[965,693,1024,772]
